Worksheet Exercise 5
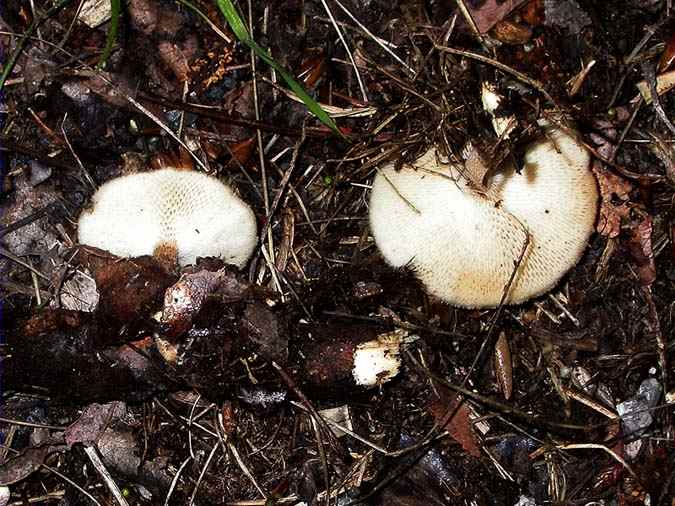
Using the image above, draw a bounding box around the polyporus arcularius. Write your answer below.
[78,168,257,268]
[368,122,599,308]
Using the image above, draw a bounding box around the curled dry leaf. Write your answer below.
[85,253,175,330]
[161,267,251,337]
[494,331,513,400]
[627,215,656,287]
[591,162,633,238]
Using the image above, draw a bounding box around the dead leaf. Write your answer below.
[65,72,137,109]
[543,0,590,34]
[494,331,513,400]
[89,255,175,330]
[299,51,327,89]
[521,0,544,26]
[465,0,528,33]
[0,169,59,275]
[463,144,490,190]
[0,447,51,486]
[157,35,199,83]
[627,216,656,287]
[647,130,675,184]
[429,387,481,458]
[78,0,111,28]
[658,26,675,72]
[591,162,633,238]
[241,303,287,362]
[65,402,127,448]
[491,20,532,45]
[127,0,183,36]
[636,69,675,105]
[229,137,256,166]
[51,269,99,312]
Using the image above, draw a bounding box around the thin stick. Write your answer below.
[0,31,208,172]
[246,0,276,274]
[188,443,219,506]
[163,456,192,506]
[84,446,130,506]
[228,442,269,499]
[331,0,413,72]
[453,0,485,45]
[0,0,74,90]
[0,247,50,281]
[61,113,97,190]
[56,0,87,50]
[558,443,641,483]
[320,0,368,101]
[378,169,421,214]
[0,417,65,430]
[258,127,306,243]
[41,463,102,505]
[434,44,558,107]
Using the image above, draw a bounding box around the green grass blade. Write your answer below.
[96,0,121,70]
[214,0,344,139]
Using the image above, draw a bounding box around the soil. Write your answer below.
[0,0,674,505]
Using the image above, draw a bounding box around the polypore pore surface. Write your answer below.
[369,127,598,307]
[78,169,257,268]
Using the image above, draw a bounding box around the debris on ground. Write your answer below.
[1,0,673,504]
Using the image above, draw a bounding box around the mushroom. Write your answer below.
[368,122,598,308]
[78,168,257,268]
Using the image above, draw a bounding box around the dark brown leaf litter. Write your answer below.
[1,0,675,504]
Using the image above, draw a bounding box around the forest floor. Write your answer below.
[0,0,674,504]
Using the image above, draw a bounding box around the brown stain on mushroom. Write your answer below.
[153,240,179,272]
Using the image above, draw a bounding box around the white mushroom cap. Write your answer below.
[78,168,257,268]
[369,124,598,307]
